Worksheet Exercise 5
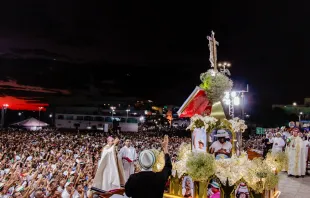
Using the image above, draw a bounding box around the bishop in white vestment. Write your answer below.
[271,133,285,155]
[287,129,307,177]
[93,137,126,191]
[118,138,137,182]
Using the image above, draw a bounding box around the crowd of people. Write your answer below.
[0,130,190,198]
[1,126,309,197]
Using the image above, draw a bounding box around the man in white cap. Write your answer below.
[125,135,172,198]
[210,130,232,160]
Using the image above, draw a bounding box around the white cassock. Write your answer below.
[118,146,137,182]
[302,140,310,173]
[271,137,285,155]
[287,136,307,176]
[93,145,125,194]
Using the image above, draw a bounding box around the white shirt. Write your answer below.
[119,146,137,161]
[210,141,232,153]
[62,189,79,198]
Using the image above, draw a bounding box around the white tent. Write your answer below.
[11,117,49,131]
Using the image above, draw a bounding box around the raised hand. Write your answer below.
[114,138,120,145]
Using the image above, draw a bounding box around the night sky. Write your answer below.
[0,1,309,121]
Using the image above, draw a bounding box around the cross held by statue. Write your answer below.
[207,31,219,71]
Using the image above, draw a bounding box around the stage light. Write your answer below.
[233,97,240,106]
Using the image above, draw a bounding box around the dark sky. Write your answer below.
[0,1,309,119]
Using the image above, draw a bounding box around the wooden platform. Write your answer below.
[247,149,263,160]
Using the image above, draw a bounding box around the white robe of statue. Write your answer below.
[93,145,125,192]
[287,136,307,176]
[118,146,137,182]
[271,137,285,155]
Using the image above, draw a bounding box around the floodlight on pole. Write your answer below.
[218,61,231,76]
[223,85,249,118]
[233,97,240,106]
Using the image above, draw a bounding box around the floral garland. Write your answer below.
[172,143,191,178]
[173,151,279,192]
[200,69,233,103]
[186,152,216,182]
[186,114,218,133]
[215,152,248,186]
[265,152,288,172]
[228,117,248,133]
[243,158,279,193]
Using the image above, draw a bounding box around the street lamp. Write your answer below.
[299,112,303,122]
[110,106,116,119]
[218,62,231,76]
[1,104,9,128]
[126,109,130,119]
[38,107,43,129]
[293,102,297,106]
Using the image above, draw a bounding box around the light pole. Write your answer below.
[38,107,43,129]
[49,114,53,126]
[223,91,240,118]
[18,112,22,121]
[223,85,249,119]
[1,104,9,128]
[126,109,130,119]
[110,106,116,120]
[299,112,303,122]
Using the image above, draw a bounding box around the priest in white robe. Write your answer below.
[118,138,137,182]
[93,136,126,192]
[287,129,307,177]
[271,132,285,155]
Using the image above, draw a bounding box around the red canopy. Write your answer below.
[177,86,212,118]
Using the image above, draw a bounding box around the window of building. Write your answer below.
[84,116,93,121]
[127,118,138,123]
[94,116,104,121]
[57,115,64,120]
[76,116,83,120]
[105,117,112,122]
[66,115,74,120]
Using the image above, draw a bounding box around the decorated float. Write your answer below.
[159,31,282,198]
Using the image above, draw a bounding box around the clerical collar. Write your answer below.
[141,168,153,172]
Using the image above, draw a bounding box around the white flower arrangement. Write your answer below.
[229,117,248,133]
[172,143,191,178]
[186,114,218,132]
[200,69,233,103]
[215,152,249,186]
